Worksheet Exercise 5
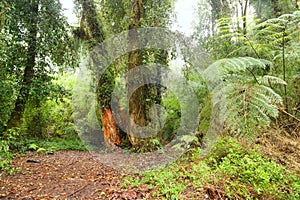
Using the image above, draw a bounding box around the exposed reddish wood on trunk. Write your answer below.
[101,108,121,148]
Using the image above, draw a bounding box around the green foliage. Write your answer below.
[19,73,77,138]
[0,1,16,133]
[195,2,300,124]
[124,137,300,199]
[0,72,83,173]
[253,11,300,113]
[0,140,15,174]
[248,11,300,70]
[210,57,285,139]
[198,96,212,136]
[210,138,300,199]
[0,129,20,174]
[143,0,173,27]
[161,91,181,141]
[124,163,189,199]
[0,72,16,133]
[0,0,79,133]
[25,135,86,153]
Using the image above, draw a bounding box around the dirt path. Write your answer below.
[0,151,149,199]
[1,130,298,199]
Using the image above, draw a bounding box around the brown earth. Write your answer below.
[0,127,299,200]
[256,128,300,174]
[0,151,152,200]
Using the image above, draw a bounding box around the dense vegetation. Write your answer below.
[0,0,299,199]
[125,138,300,199]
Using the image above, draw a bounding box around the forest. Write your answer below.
[0,0,299,199]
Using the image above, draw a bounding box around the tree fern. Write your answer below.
[210,57,285,140]
[215,11,299,114]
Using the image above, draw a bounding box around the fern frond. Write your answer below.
[258,75,287,86]
[208,57,283,140]
[211,57,272,75]
[258,85,283,106]
[250,94,278,118]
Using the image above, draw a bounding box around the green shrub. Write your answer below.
[124,137,300,199]
[25,135,86,153]
[0,128,20,174]
[210,138,300,199]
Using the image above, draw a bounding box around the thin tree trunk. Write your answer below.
[242,0,248,36]
[5,1,39,131]
[282,28,288,111]
[273,0,282,17]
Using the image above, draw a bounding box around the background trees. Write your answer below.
[194,0,300,138]
[0,0,77,136]
[74,0,173,149]
[0,0,298,161]
[0,0,299,198]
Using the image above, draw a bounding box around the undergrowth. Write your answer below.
[0,133,86,174]
[123,137,300,199]
[24,135,87,154]
[0,129,20,174]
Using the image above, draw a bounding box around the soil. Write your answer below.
[0,128,299,200]
[256,129,300,174]
[0,151,152,199]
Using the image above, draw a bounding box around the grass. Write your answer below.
[123,137,300,199]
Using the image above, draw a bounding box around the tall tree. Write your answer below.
[126,0,172,147]
[3,0,77,133]
[0,0,14,133]
[126,0,149,146]
[74,0,122,148]
[75,0,173,149]
[6,1,39,130]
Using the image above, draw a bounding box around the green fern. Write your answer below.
[210,57,285,140]
[255,11,300,45]
[210,57,271,75]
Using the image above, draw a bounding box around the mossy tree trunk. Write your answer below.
[76,0,121,148]
[127,0,159,147]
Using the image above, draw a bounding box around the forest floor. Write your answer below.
[257,129,300,174]
[0,128,299,199]
[0,150,154,199]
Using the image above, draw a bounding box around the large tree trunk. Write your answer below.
[76,0,121,149]
[127,0,150,146]
[126,0,169,148]
[5,1,39,131]
[96,69,122,149]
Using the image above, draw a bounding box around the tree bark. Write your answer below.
[76,0,121,148]
[241,0,248,36]
[101,108,121,148]
[127,0,154,147]
[78,0,105,44]
[273,0,282,17]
